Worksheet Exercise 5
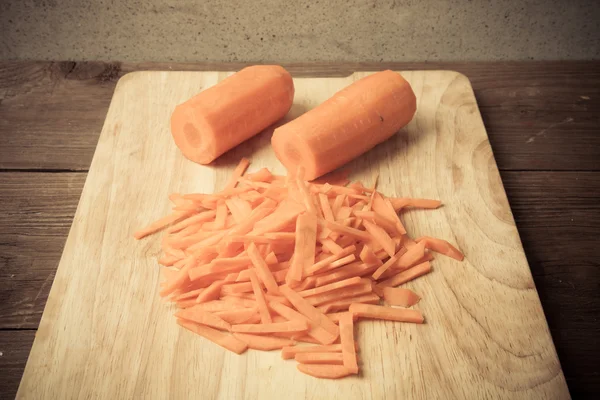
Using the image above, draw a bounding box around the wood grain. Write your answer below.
[0,172,84,328]
[0,331,36,400]
[1,61,598,171]
[16,71,568,399]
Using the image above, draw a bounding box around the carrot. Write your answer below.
[318,193,335,222]
[247,243,280,295]
[231,320,309,334]
[295,352,344,365]
[390,198,442,210]
[317,293,381,314]
[339,312,359,373]
[279,285,340,338]
[195,280,225,304]
[232,333,295,350]
[175,307,231,331]
[320,238,345,254]
[296,364,352,379]
[287,212,317,284]
[171,66,293,164]
[281,343,348,359]
[269,301,338,345]
[272,70,416,180]
[349,303,424,324]
[319,219,371,241]
[298,276,362,298]
[416,236,464,261]
[382,287,421,307]
[362,220,395,257]
[167,210,217,234]
[376,261,432,289]
[214,308,258,324]
[251,199,305,236]
[311,168,351,187]
[306,245,357,275]
[177,319,247,354]
[306,279,373,307]
[372,193,406,235]
[396,241,426,268]
[245,168,273,183]
[247,269,272,323]
[326,312,358,324]
[359,244,383,267]
[134,211,191,239]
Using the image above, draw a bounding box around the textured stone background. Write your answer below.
[1,0,599,62]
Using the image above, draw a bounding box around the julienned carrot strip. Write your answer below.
[295,352,344,365]
[416,236,464,261]
[221,281,254,294]
[269,301,338,345]
[231,319,309,333]
[281,343,347,359]
[175,307,232,331]
[251,199,305,235]
[222,158,251,191]
[318,193,335,222]
[359,244,383,267]
[245,167,273,183]
[194,300,242,312]
[232,332,295,350]
[188,257,252,282]
[195,280,225,304]
[317,293,381,314]
[314,262,369,287]
[339,312,359,373]
[279,285,340,338]
[296,364,352,379]
[372,250,403,280]
[214,201,228,229]
[316,254,356,274]
[311,168,351,187]
[287,212,317,284]
[247,243,280,295]
[298,276,362,298]
[363,220,396,257]
[167,210,217,234]
[320,238,344,255]
[326,312,358,324]
[349,303,424,324]
[220,296,257,308]
[377,261,432,289]
[177,319,247,354]
[214,308,258,324]
[159,258,197,297]
[319,219,371,241]
[306,279,373,307]
[396,241,426,269]
[383,287,421,307]
[372,192,406,234]
[306,245,357,275]
[390,197,442,210]
[247,269,272,323]
[134,211,191,239]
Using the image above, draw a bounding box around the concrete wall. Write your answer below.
[1,0,599,62]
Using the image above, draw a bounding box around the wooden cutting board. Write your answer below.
[18,71,569,399]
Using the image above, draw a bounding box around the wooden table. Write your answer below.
[0,61,598,398]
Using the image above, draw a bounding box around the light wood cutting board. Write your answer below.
[18,71,570,399]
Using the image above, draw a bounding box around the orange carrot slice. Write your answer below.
[377,261,432,289]
[339,312,359,374]
[296,364,351,379]
[177,319,247,354]
[195,280,225,304]
[175,307,232,331]
[269,301,338,345]
[247,269,272,323]
[416,236,464,261]
[247,243,280,295]
[382,287,421,307]
[214,308,258,324]
[287,212,317,284]
[298,276,362,298]
[349,303,424,324]
[279,285,340,339]
[295,352,344,365]
[134,211,191,239]
[231,319,309,334]
[232,332,295,350]
[390,198,442,210]
[317,293,381,314]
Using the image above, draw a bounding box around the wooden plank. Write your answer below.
[0,172,83,328]
[16,71,568,398]
[1,61,598,171]
[0,331,36,400]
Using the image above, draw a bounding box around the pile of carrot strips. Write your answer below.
[134,158,464,379]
